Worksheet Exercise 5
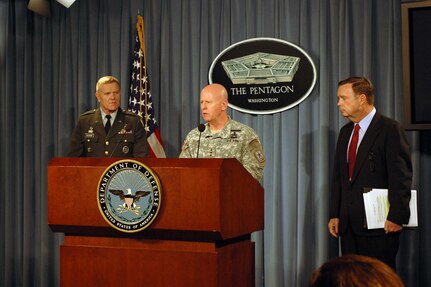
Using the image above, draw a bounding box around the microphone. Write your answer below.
[110,124,131,158]
[196,124,205,158]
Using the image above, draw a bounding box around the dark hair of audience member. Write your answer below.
[308,254,404,287]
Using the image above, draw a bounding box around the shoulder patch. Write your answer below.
[249,139,266,163]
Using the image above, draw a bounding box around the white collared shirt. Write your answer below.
[357,107,376,146]
[348,107,376,153]
[100,109,118,126]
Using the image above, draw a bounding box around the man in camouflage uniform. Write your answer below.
[179,83,265,181]
[68,76,150,157]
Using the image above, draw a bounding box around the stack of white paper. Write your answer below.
[363,189,418,229]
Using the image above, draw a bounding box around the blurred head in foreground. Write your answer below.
[308,254,404,287]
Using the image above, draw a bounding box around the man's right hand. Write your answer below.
[328,218,339,238]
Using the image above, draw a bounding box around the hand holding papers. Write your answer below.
[363,189,418,229]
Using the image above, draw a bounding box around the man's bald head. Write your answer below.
[201,83,228,101]
[200,83,229,130]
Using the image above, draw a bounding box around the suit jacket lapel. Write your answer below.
[341,123,354,181]
[350,112,382,182]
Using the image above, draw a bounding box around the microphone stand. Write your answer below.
[196,124,205,158]
[110,124,129,158]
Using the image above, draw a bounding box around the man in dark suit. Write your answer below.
[68,76,150,157]
[328,77,412,270]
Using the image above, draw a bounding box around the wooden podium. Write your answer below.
[48,158,264,287]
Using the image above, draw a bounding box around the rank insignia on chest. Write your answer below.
[85,127,94,138]
[230,129,241,139]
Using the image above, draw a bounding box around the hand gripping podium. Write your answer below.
[48,158,264,287]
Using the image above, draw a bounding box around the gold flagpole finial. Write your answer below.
[136,15,145,52]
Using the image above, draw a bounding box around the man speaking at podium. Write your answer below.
[68,76,150,158]
[179,83,266,182]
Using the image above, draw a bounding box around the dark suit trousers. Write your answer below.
[340,224,400,271]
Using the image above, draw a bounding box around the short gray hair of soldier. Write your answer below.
[96,76,120,92]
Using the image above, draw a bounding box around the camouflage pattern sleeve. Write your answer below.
[242,135,266,181]
[179,130,196,158]
[179,140,191,158]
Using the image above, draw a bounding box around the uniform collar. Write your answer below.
[100,109,119,123]
[204,117,235,138]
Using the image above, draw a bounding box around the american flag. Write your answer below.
[128,16,166,158]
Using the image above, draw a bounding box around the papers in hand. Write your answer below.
[363,189,418,229]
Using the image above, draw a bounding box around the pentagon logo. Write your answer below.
[209,37,317,114]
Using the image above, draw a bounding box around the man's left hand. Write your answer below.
[384,220,403,234]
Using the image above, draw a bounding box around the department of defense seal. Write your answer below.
[97,159,162,233]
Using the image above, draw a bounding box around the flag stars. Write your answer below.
[128,26,166,158]
[133,60,140,70]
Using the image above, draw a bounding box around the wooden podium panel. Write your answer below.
[48,157,263,240]
[60,236,254,287]
[48,158,263,287]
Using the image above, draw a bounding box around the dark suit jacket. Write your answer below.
[68,108,150,158]
[330,112,412,236]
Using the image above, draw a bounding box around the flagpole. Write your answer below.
[136,15,149,135]
[129,14,166,158]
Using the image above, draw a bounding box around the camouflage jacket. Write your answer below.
[179,118,265,181]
